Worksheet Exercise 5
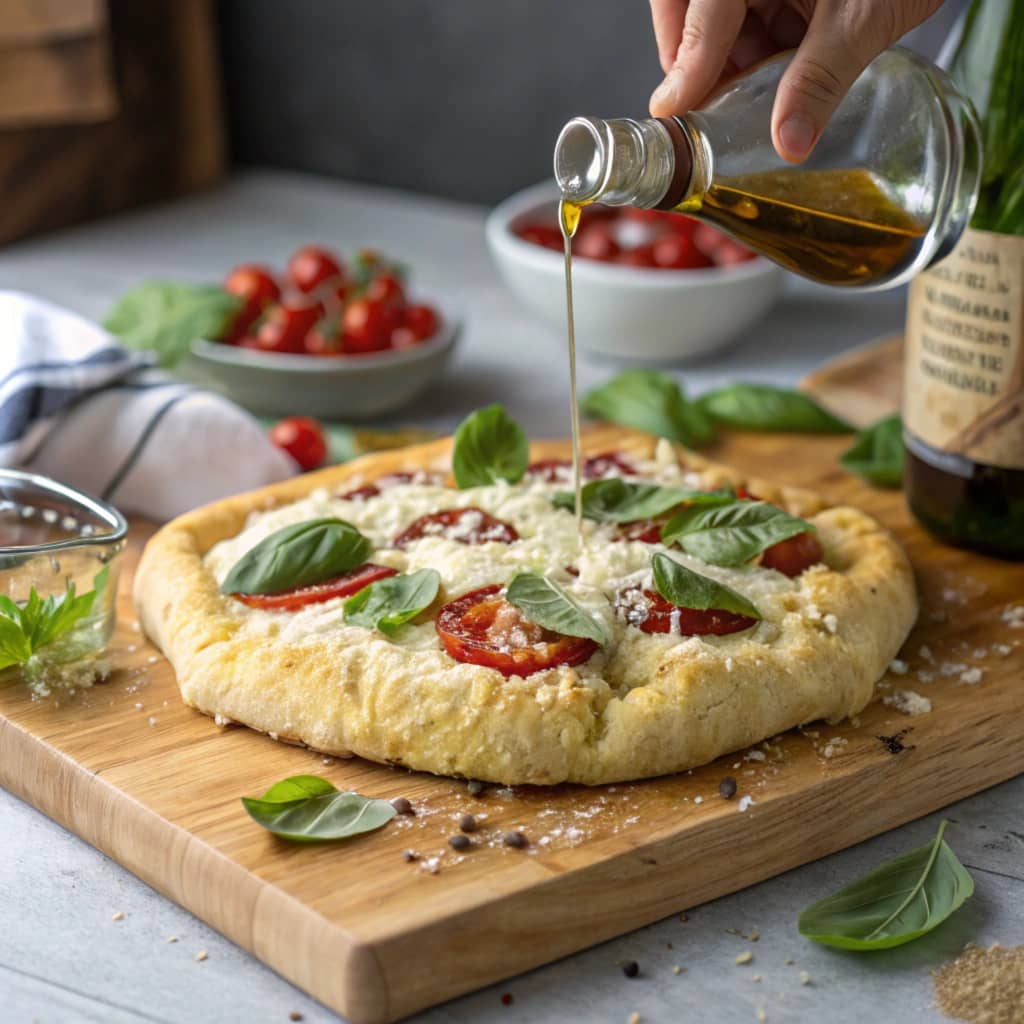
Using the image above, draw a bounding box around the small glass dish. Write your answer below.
[0,470,127,678]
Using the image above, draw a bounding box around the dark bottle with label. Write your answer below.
[903,0,1024,559]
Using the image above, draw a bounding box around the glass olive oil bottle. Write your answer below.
[903,0,1024,558]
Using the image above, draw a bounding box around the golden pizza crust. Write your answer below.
[134,427,917,785]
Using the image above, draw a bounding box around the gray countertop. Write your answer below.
[0,170,1019,1024]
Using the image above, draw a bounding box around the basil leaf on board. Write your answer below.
[840,415,904,488]
[221,518,371,595]
[242,775,396,842]
[344,568,440,635]
[651,552,761,619]
[698,383,852,434]
[798,820,974,950]
[452,404,529,488]
[103,281,242,368]
[582,370,716,448]
[505,573,606,644]
[661,500,812,567]
[551,478,733,523]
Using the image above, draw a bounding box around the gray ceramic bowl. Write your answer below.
[186,306,459,420]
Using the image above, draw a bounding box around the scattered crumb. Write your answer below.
[749,931,760,942]
[134,702,143,710]
[420,857,441,875]
[883,689,932,716]
[736,952,754,965]
[919,644,935,662]
[800,970,812,986]
[753,974,762,982]
[959,667,984,685]
[744,750,766,763]
[195,950,208,962]
[289,1013,304,1022]
[823,613,839,634]
[784,957,794,965]
[738,796,755,812]
[167,936,178,943]
[111,911,124,921]
[756,1008,768,1023]
[628,1013,640,1024]
[672,965,684,975]
[822,737,849,759]
[1002,606,1024,628]
[889,658,909,675]
[694,796,704,805]
[148,716,157,727]
[933,943,1024,1024]
[679,913,689,923]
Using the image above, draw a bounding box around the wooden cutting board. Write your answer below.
[1,342,1022,1024]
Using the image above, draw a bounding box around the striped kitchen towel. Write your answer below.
[0,291,294,520]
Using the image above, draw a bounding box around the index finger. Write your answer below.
[649,0,689,75]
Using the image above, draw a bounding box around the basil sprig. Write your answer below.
[661,500,812,567]
[344,568,440,635]
[799,820,974,950]
[651,552,761,620]
[505,573,606,644]
[582,370,716,448]
[452,404,529,488]
[698,383,851,434]
[103,281,243,368]
[840,414,903,488]
[242,775,396,842]
[552,478,732,523]
[221,518,370,595]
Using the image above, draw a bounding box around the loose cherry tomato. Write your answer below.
[517,224,564,251]
[617,244,659,268]
[255,295,325,354]
[343,297,396,354]
[617,588,757,635]
[403,303,440,341]
[575,224,620,262]
[714,239,758,266]
[287,245,344,293]
[436,584,598,677]
[366,272,405,308]
[340,471,445,502]
[652,234,713,269]
[232,563,398,610]
[760,531,824,577]
[224,264,280,308]
[268,415,328,471]
[393,508,519,549]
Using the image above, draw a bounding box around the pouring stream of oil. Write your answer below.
[558,199,584,534]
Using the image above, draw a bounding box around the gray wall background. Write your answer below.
[217,1,966,206]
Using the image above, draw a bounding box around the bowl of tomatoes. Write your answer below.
[187,245,457,419]
[486,182,783,362]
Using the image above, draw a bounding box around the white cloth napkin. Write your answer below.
[0,291,295,521]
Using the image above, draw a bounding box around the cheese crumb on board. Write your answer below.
[883,690,932,716]
[736,951,753,965]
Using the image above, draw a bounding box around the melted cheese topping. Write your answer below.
[204,444,810,688]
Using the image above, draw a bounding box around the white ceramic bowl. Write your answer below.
[486,182,784,363]
[186,305,459,420]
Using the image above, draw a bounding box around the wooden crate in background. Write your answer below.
[0,0,225,245]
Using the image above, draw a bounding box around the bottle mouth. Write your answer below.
[553,117,608,202]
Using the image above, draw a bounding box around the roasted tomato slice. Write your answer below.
[616,588,757,636]
[436,584,598,677]
[231,563,398,611]
[759,531,824,577]
[525,451,637,483]
[614,518,667,544]
[339,471,445,502]
[393,507,519,549]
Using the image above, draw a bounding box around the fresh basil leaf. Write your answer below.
[242,775,396,842]
[452,404,529,488]
[103,281,242,369]
[661,500,812,567]
[582,370,716,448]
[798,820,974,950]
[698,383,852,433]
[221,518,370,595]
[651,552,761,619]
[344,568,440,635]
[840,415,904,488]
[505,572,606,644]
[551,478,733,523]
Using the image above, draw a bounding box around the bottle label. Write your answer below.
[904,227,1024,470]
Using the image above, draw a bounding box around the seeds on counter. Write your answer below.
[736,951,754,965]
[719,777,738,799]
[195,950,209,962]
[390,796,414,815]
[459,813,478,833]
[503,830,529,849]
[111,911,125,921]
[448,834,472,851]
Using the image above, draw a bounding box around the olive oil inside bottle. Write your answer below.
[559,199,585,533]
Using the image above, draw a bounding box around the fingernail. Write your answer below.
[778,114,816,160]
[650,70,684,113]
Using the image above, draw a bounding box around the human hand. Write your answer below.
[648,0,944,162]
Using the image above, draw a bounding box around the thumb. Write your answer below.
[770,8,888,163]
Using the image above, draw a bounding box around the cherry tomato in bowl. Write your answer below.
[268,416,328,471]
[287,245,345,294]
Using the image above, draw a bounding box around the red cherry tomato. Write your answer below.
[403,303,440,341]
[667,214,700,238]
[652,234,714,270]
[255,296,325,354]
[694,223,727,258]
[232,563,398,610]
[393,508,519,549]
[760,531,824,577]
[617,244,659,268]
[622,208,668,224]
[268,416,328,471]
[575,224,620,262]
[315,275,351,310]
[343,297,396,354]
[340,471,445,502]
[617,588,757,635]
[221,297,262,344]
[517,224,564,251]
[224,264,280,308]
[287,245,344,294]
[436,584,598,677]
[714,239,758,266]
[303,314,344,356]
[366,272,405,308]
[390,326,421,349]
[614,519,667,544]
[525,451,637,483]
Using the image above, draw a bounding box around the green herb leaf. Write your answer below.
[505,573,606,644]
[103,282,242,368]
[651,552,761,619]
[661,500,812,566]
[582,370,716,448]
[344,568,440,635]
[221,519,371,595]
[840,415,904,488]
[698,383,852,433]
[798,820,974,950]
[551,478,733,523]
[452,404,529,488]
[242,775,396,842]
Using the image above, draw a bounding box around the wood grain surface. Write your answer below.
[0,375,1022,1023]
[801,334,904,427]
